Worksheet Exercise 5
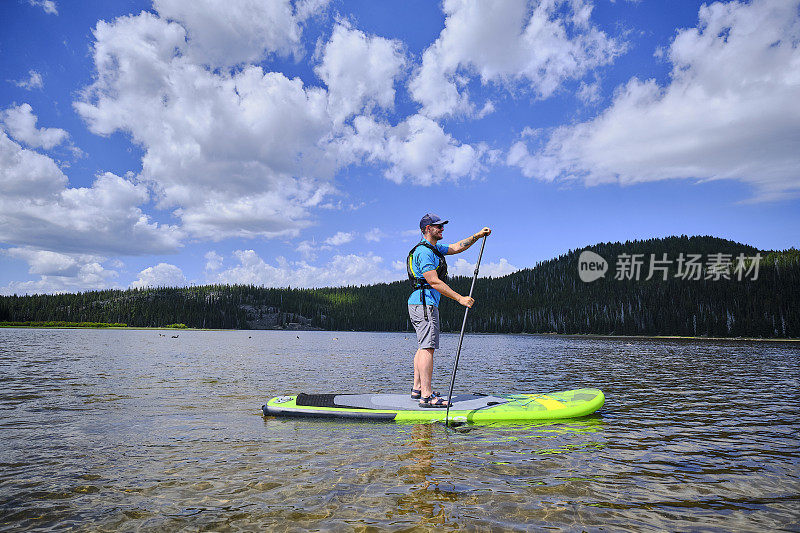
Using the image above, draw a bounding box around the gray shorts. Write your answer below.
[408,304,440,350]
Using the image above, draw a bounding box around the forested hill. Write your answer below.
[1,236,798,337]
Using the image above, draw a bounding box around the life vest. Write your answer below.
[407,241,448,319]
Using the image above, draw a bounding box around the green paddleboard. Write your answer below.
[263,388,604,424]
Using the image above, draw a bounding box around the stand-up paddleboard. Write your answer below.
[263,388,604,424]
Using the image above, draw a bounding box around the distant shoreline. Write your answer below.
[1,323,797,342]
[525,332,800,343]
[0,325,218,331]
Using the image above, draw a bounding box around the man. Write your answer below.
[407,213,491,408]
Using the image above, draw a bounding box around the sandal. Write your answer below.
[419,395,451,408]
[412,389,442,400]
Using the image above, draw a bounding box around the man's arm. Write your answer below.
[447,227,491,255]
[422,269,474,308]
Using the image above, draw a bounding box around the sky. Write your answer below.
[0,0,798,294]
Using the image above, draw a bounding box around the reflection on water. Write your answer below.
[0,328,798,531]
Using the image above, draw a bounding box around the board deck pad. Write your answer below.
[263,388,604,424]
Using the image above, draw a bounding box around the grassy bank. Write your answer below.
[0,321,188,329]
[1,321,129,328]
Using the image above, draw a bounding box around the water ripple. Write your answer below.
[0,328,798,531]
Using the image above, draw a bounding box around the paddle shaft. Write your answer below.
[445,235,487,425]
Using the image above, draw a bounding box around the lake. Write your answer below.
[1,328,798,531]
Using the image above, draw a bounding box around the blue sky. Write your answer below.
[1,0,798,294]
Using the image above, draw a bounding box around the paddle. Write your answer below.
[445,234,487,426]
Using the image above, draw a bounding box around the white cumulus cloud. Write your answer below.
[1,248,119,295]
[450,257,518,278]
[509,0,800,202]
[324,231,354,246]
[75,11,340,240]
[210,249,402,287]
[131,262,187,288]
[72,9,496,246]
[2,103,68,150]
[0,126,131,289]
[153,0,326,68]
[295,231,355,261]
[8,248,84,277]
[342,114,492,185]
[0,130,182,256]
[316,22,406,124]
[409,0,622,118]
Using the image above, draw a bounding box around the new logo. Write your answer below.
[578,250,608,282]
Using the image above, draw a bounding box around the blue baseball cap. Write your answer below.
[419,213,449,231]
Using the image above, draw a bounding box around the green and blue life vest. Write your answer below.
[407,240,448,317]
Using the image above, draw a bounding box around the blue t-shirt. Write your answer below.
[407,239,449,307]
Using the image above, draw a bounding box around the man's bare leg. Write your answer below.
[413,351,422,392]
[414,348,435,397]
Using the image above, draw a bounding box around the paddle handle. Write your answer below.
[445,235,487,425]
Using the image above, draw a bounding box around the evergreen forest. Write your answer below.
[1,236,798,338]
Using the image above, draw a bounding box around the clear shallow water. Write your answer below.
[0,328,798,531]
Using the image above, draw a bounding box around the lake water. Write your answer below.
[0,328,798,531]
